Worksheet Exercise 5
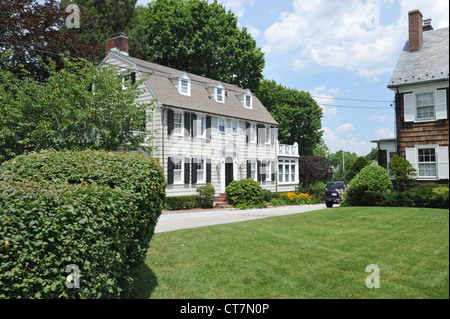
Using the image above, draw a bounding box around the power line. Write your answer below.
[4,39,394,110]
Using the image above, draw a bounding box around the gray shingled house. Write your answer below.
[100,33,300,200]
[372,9,449,184]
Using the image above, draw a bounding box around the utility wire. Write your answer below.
[4,39,394,110]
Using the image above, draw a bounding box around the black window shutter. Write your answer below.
[206,116,211,139]
[130,72,136,85]
[191,158,198,184]
[184,158,190,184]
[184,113,191,137]
[257,160,261,182]
[246,122,250,143]
[247,160,251,179]
[206,159,212,183]
[168,157,174,184]
[261,161,266,181]
[191,114,197,137]
[271,161,275,182]
[168,110,174,135]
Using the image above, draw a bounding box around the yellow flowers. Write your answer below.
[278,192,314,205]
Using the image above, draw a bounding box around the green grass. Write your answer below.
[134,207,449,299]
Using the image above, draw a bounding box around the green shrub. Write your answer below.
[388,155,417,192]
[164,196,199,210]
[197,183,215,208]
[345,156,369,182]
[353,185,449,209]
[226,178,263,207]
[342,164,393,206]
[0,149,166,299]
[261,189,275,202]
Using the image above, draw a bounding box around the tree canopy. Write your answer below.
[65,0,138,61]
[0,0,96,81]
[256,79,323,156]
[0,54,153,163]
[128,0,265,89]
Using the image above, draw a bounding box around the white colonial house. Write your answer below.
[101,33,299,197]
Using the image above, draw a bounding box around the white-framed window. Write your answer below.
[406,145,449,180]
[218,118,226,134]
[172,157,184,184]
[231,120,239,135]
[244,91,253,109]
[173,112,183,136]
[261,160,272,181]
[404,89,447,123]
[278,159,298,184]
[265,127,271,145]
[196,157,206,183]
[122,71,136,90]
[249,124,257,143]
[416,92,435,120]
[215,83,225,103]
[418,148,437,178]
[178,73,191,96]
[196,116,206,138]
[249,161,257,180]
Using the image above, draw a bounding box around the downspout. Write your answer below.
[395,88,401,157]
[161,106,165,171]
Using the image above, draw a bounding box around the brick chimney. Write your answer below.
[105,32,129,56]
[408,10,423,52]
[423,18,433,32]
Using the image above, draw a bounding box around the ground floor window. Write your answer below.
[418,148,437,177]
[278,159,298,184]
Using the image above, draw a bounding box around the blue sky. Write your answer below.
[136,0,449,155]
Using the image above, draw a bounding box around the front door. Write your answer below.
[225,158,234,187]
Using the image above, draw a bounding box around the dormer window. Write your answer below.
[215,83,225,103]
[178,73,191,96]
[244,90,253,109]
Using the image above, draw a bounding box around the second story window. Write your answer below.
[215,83,225,103]
[416,92,435,120]
[178,73,191,96]
[218,118,226,133]
[173,112,183,135]
[244,90,253,109]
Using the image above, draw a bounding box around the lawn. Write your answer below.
[133,207,449,299]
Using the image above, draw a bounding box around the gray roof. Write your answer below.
[112,53,278,126]
[388,27,449,88]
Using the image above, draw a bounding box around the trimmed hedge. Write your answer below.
[0,149,166,298]
[359,185,449,209]
[163,196,199,210]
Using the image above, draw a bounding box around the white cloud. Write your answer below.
[336,123,355,134]
[322,126,371,155]
[263,0,449,78]
[246,25,261,37]
[375,127,395,139]
[217,0,257,17]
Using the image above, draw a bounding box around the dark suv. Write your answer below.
[324,181,346,208]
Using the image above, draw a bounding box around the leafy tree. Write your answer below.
[328,150,358,181]
[312,138,331,157]
[298,156,333,188]
[63,0,138,61]
[0,54,153,163]
[345,156,370,182]
[388,155,417,192]
[0,0,96,81]
[257,79,323,155]
[128,0,265,89]
[365,147,378,163]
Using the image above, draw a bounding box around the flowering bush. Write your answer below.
[270,192,315,206]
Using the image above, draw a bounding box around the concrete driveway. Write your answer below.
[155,204,328,233]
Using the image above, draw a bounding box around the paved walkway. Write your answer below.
[155,203,328,233]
